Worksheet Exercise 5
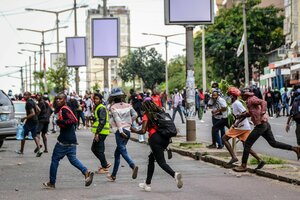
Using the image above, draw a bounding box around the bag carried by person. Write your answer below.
[153,112,177,138]
[16,123,24,140]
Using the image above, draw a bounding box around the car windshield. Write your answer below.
[14,102,26,113]
[0,90,12,106]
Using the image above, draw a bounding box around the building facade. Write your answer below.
[85,5,130,92]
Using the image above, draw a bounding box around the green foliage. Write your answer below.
[92,82,100,93]
[47,55,73,93]
[118,47,165,92]
[168,55,186,93]
[250,156,285,165]
[33,71,45,93]
[194,0,284,86]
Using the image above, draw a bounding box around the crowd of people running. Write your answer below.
[7,82,300,190]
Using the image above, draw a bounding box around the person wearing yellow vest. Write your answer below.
[91,93,111,174]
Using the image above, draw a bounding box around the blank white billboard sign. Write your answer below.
[66,37,86,67]
[165,0,214,25]
[92,18,120,58]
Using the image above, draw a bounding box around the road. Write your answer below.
[0,128,299,200]
[172,110,300,161]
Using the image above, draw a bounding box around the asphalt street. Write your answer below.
[0,127,299,200]
[171,110,300,161]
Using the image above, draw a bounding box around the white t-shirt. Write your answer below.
[216,97,228,119]
[232,100,251,130]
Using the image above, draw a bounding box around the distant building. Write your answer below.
[85,5,130,92]
[261,0,300,89]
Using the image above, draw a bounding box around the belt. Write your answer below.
[57,141,77,147]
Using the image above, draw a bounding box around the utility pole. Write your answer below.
[103,0,109,96]
[185,25,196,142]
[74,0,79,94]
[29,56,32,92]
[243,0,249,86]
[202,25,207,91]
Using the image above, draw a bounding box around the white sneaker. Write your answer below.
[200,120,205,123]
[175,172,183,189]
[139,182,151,192]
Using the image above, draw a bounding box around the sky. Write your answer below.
[0,0,205,95]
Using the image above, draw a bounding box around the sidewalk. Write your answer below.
[130,110,300,186]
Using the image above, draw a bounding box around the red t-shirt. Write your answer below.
[151,95,162,107]
[142,114,157,138]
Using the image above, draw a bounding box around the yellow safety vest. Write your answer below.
[92,104,110,135]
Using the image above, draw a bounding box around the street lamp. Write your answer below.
[25,4,87,53]
[142,32,185,95]
[5,66,25,93]
[17,26,68,92]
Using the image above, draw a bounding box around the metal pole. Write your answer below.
[42,32,48,92]
[25,62,28,92]
[34,51,37,93]
[103,0,109,97]
[185,25,196,142]
[74,0,79,94]
[243,0,249,86]
[165,37,169,95]
[20,67,24,94]
[202,25,207,91]
[39,45,42,72]
[29,56,32,92]
[56,13,60,53]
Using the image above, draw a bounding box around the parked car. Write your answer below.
[0,90,17,148]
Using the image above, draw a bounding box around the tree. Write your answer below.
[118,47,165,92]
[194,0,284,87]
[47,55,73,93]
[168,55,186,93]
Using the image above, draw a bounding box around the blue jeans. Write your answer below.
[112,129,135,177]
[50,143,88,184]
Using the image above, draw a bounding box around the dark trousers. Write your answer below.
[212,117,228,147]
[91,134,108,168]
[146,133,175,185]
[267,103,273,117]
[211,117,226,146]
[242,122,293,164]
[296,124,300,145]
[172,105,185,123]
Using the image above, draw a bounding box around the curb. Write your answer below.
[130,136,300,186]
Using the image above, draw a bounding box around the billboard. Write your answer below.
[92,18,120,58]
[66,37,86,67]
[165,0,214,25]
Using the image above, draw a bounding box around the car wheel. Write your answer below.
[0,140,3,148]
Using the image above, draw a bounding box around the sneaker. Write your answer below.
[206,144,216,149]
[132,166,138,179]
[175,172,183,189]
[167,148,172,159]
[36,151,43,157]
[200,120,205,123]
[255,160,266,170]
[43,182,55,189]
[139,182,151,192]
[233,166,247,172]
[15,150,23,155]
[106,174,116,182]
[85,171,94,187]
[217,145,224,149]
[34,145,43,153]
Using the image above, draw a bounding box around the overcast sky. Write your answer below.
[0,0,205,95]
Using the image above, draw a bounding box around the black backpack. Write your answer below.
[153,112,177,138]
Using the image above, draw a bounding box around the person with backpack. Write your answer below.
[43,93,94,189]
[91,93,111,174]
[286,91,300,146]
[36,92,52,153]
[131,99,183,192]
[16,92,43,157]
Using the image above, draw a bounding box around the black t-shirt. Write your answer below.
[38,100,50,122]
[25,99,38,127]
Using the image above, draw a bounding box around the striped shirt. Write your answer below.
[110,102,137,133]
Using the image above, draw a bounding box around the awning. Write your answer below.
[269,57,300,69]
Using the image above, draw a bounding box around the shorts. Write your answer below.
[225,127,251,142]
[24,124,37,138]
[37,122,49,134]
